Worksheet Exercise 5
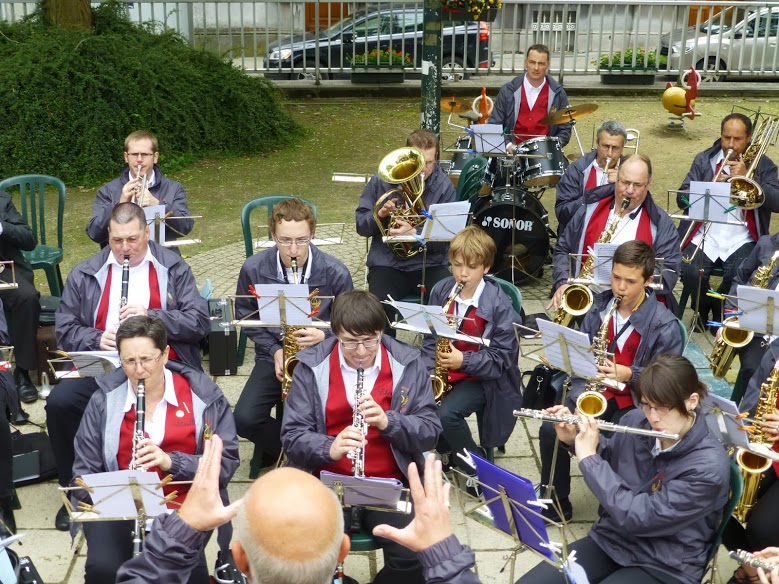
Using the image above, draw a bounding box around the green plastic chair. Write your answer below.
[0,175,65,296]
[490,275,523,314]
[237,196,318,365]
[702,459,743,581]
[350,531,381,580]
[455,157,488,205]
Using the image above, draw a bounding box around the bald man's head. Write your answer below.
[233,468,349,584]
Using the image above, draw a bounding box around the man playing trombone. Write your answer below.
[678,113,779,330]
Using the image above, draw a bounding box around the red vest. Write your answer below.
[582,198,653,270]
[117,373,197,507]
[320,346,403,481]
[447,303,487,384]
[601,316,642,410]
[514,83,549,142]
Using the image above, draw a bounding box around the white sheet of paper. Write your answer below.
[592,243,619,286]
[391,300,490,345]
[536,320,598,378]
[468,123,505,154]
[702,393,750,450]
[53,351,121,379]
[74,470,168,521]
[144,205,167,245]
[252,283,314,327]
[737,285,779,335]
[393,301,435,334]
[688,181,740,224]
[424,202,471,241]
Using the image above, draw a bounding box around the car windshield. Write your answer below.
[322,18,351,38]
[700,7,747,34]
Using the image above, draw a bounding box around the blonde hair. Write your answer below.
[449,225,496,268]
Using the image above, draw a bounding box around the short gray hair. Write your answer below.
[233,488,344,584]
[596,120,627,143]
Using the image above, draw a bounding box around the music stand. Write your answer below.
[701,393,779,463]
[229,284,332,331]
[466,124,505,155]
[320,471,412,514]
[735,285,779,337]
[384,298,491,348]
[48,350,120,380]
[142,205,202,248]
[569,245,665,292]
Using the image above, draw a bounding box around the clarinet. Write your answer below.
[131,379,146,557]
[347,368,366,533]
[120,255,130,308]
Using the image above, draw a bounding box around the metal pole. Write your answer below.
[421,0,442,134]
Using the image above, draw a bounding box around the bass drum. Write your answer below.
[472,187,550,284]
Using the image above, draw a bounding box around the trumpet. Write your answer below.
[600,157,612,186]
[132,164,149,207]
[513,408,680,440]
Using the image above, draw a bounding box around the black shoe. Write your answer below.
[11,406,29,425]
[497,445,506,454]
[541,498,573,522]
[249,447,277,479]
[14,369,37,404]
[0,498,15,537]
[55,503,70,532]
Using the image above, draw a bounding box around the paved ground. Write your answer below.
[10,223,740,583]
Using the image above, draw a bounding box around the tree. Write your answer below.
[42,0,92,29]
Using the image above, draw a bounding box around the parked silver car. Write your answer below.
[659,6,779,81]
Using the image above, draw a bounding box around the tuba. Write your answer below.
[576,297,622,418]
[728,116,779,210]
[553,197,630,327]
[733,358,779,523]
[431,282,464,404]
[373,147,427,259]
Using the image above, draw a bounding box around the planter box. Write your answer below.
[351,68,405,84]
[442,7,498,21]
[599,68,657,85]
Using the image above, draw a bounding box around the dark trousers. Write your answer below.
[0,389,13,499]
[0,275,40,371]
[540,400,632,500]
[84,520,209,584]
[733,336,767,406]
[724,467,779,552]
[680,241,755,323]
[45,377,99,486]
[346,507,424,584]
[437,380,487,474]
[367,266,451,337]
[234,360,283,460]
[517,535,684,584]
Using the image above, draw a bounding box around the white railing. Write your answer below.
[2,0,779,80]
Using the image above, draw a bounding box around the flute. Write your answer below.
[513,408,680,440]
[120,255,130,308]
[729,549,778,573]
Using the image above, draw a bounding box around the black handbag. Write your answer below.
[11,430,57,487]
[521,364,567,410]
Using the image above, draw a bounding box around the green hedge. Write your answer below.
[0,2,303,185]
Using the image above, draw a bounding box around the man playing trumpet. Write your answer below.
[539,241,682,521]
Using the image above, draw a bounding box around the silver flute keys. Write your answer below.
[513,408,680,440]
[348,367,366,478]
[729,549,778,573]
[120,255,130,308]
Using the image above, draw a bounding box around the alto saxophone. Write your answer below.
[431,282,464,404]
[553,197,630,327]
[578,296,622,418]
[708,250,779,378]
[347,367,367,478]
[733,358,779,523]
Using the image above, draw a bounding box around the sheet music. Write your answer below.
[423,201,471,242]
[390,300,491,346]
[536,319,598,379]
[53,351,121,379]
[737,285,779,335]
[468,123,504,154]
[72,470,169,520]
[320,471,406,511]
[252,283,315,327]
[688,181,741,224]
[701,394,750,450]
[592,243,619,285]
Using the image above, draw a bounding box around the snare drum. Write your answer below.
[447,136,491,195]
[472,187,550,283]
[517,137,568,188]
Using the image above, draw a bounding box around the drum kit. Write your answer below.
[440,96,599,284]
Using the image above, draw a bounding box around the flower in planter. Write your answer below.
[596,48,668,69]
[348,49,414,67]
[441,0,502,19]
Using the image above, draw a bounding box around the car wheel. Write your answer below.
[293,61,330,81]
[694,57,725,83]
[441,56,467,82]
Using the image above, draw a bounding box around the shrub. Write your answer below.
[348,49,414,67]
[0,2,303,184]
[598,48,667,69]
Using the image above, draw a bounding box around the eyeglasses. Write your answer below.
[617,179,647,190]
[121,353,163,368]
[639,402,671,416]
[340,337,381,351]
[127,152,154,159]
[276,237,311,247]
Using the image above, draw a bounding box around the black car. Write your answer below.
[265,6,492,81]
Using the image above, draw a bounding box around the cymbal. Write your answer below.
[440,96,471,114]
[540,103,599,125]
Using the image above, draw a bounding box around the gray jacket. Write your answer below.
[740,335,779,415]
[281,335,441,477]
[553,185,681,309]
[0,191,36,285]
[55,241,209,370]
[73,360,239,552]
[488,73,572,147]
[421,276,522,447]
[87,165,194,250]
[677,140,779,248]
[356,165,455,272]
[727,232,779,310]
[582,408,730,584]
[566,289,683,407]
[234,244,354,363]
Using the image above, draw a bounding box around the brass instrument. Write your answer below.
[513,408,679,440]
[130,378,147,557]
[553,197,630,327]
[373,147,427,259]
[733,359,779,523]
[708,250,779,377]
[120,255,130,309]
[577,297,622,418]
[281,283,321,400]
[132,164,149,207]
[347,367,367,478]
[432,282,464,404]
[729,549,778,573]
[599,157,612,186]
[728,117,779,210]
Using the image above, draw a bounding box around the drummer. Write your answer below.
[555,121,628,233]
[488,43,572,157]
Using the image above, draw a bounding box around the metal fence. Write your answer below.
[3,0,779,81]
